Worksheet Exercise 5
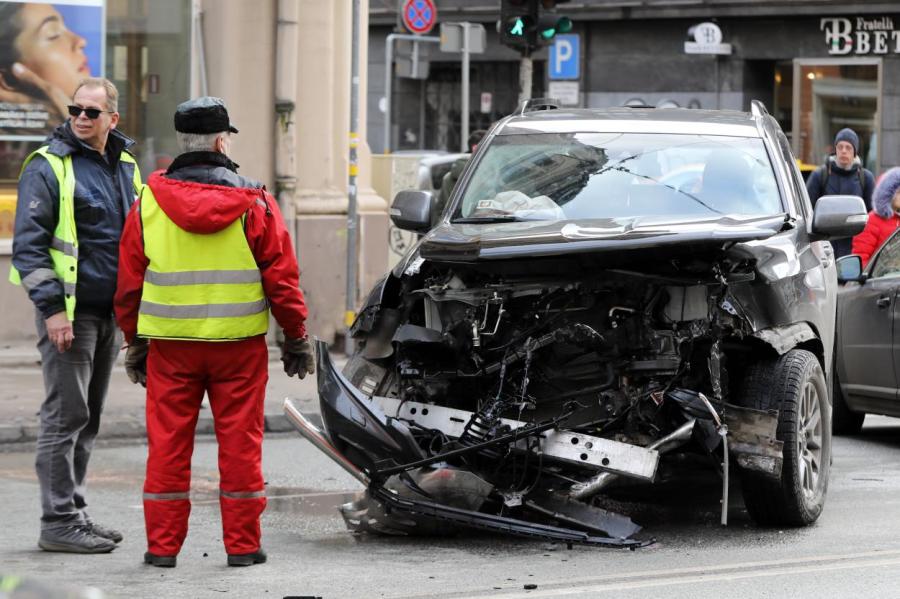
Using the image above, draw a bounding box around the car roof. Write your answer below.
[497,107,763,138]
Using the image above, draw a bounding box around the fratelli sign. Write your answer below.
[821,16,900,55]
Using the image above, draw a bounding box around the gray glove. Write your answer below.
[282,336,315,379]
[124,338,149,387]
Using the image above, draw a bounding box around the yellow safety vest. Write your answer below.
[136,185,269,341]
[8,147,141,321]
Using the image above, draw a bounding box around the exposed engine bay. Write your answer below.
[287,246,793,548]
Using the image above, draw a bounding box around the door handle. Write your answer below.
[877,296,891,308]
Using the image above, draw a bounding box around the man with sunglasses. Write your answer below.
[10,77,141,554]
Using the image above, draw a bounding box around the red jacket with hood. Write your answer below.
[851,166,900,268]
[115,153,307,343]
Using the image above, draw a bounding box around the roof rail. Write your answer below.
[750,99,770,117]
[517,98,560,115]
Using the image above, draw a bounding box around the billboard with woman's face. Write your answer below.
[0,0,104,140]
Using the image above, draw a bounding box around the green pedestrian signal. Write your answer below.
[499,0,572,53]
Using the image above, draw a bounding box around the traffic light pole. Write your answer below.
[518,53,533,103]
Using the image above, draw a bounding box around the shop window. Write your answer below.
[106,0,192,175]
[793,60,880,175]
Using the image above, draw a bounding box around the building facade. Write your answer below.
[370,0,900,174]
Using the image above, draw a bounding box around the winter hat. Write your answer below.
[834,128,859,156]
[873,167,900,218]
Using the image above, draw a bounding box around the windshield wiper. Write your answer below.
[453,214,525,224]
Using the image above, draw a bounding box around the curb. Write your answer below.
[0,412,318,445]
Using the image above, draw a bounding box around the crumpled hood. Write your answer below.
[418,215,786,262]
[147,170,258,233]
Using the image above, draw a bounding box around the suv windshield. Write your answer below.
[453,132,782,223]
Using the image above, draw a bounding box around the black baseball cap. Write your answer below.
[174,96,239,134]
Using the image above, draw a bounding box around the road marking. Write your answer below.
[391,548,900,599]
[463,555,900,598]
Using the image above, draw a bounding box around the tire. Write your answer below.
[831,367,865,435]
[738,349,830,526]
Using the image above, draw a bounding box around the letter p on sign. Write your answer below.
[549,34,579,80]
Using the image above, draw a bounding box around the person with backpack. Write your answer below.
[806,128,875,257]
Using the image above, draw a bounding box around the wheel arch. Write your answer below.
[751,322,825,369]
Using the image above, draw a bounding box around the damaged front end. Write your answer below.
[286,240,801,547]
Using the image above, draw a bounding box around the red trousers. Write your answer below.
[143,336,268,556]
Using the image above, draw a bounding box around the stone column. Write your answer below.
[200,0,277,188]
[294,0,388,344]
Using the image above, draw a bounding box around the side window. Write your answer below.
[774,128,810,218]
[871,234,900,279]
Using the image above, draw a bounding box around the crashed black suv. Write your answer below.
[286,101,867,547]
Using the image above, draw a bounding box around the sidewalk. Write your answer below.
[0,340,335,444]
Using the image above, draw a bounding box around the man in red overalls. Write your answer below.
[115,97,314,567]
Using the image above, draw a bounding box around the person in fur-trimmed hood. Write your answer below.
[851,166,900,268]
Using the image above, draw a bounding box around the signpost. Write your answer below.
[401,0,437,35]
[684,22,731,109]
[548,34,580,80]
[684,22,732,55]
[440,22,486,151]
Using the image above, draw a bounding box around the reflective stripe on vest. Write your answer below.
[137,185,269,341]
[8,147,142,321]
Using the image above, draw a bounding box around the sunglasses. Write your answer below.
[67,105,112,119]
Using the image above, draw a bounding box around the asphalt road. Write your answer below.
[2,416,900,599]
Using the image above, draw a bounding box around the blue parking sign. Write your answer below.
[549,34,580,80]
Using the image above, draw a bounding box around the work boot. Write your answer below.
[86,522,123,543]
[144,551,177,568]
[227,548,267,567]
[38,525,116,554]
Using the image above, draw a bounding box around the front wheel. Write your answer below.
[738,349,831,526]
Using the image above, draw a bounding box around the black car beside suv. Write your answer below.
[287,101,867,545]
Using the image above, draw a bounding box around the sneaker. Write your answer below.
[227,548,267,567]
[86,522,123,544]
[144,551,177,568]
[38,525,116,554]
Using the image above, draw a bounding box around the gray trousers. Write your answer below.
[34,311,120,530]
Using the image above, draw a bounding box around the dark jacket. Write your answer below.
[806,156,875,257]
[806,156,875,209]
[114,151,308,343]
[12,122,138,319]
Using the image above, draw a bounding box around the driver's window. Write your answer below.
[871,235,900,278]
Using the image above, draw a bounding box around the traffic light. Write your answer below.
[537,12,573,42]
[499,0,572,53]
[499,0,534,51]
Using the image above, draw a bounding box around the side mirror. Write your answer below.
[390,190,434,234]
[836,254,865,283]
[811,195,868,240]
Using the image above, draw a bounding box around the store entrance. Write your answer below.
[792,59,880,174]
